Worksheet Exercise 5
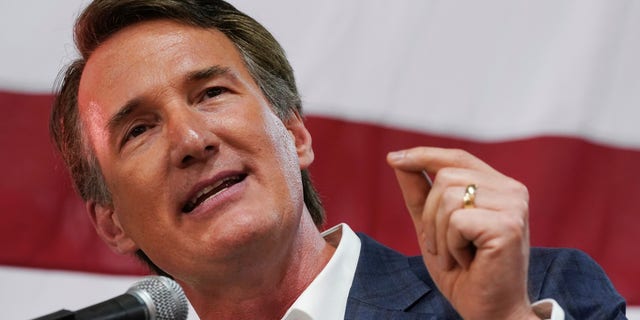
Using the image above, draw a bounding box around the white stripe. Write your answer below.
[253,0,640,147]
[0,266,199,319]
[0,0,84,93]
[0,266,637,319]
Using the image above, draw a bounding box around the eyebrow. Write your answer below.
[107,98,142,136]
[186,65,232,82]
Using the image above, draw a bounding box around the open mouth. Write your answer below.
[182,173,247,213]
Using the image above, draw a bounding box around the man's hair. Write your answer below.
[50,0,325,276]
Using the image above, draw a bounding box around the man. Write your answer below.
[50,0,626,319]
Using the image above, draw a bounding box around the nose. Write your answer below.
[167,108,217,168]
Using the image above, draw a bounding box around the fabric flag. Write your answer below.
[1,1,638,319]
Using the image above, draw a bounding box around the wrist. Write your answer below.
[506,307,541,320]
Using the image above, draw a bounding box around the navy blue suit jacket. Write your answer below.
[345,234,627,319]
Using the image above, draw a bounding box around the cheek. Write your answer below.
[261,113,303,196]
[106,158,169,226]
[226,106,299,169]
[110,160,161,198]
[271,128,299,171]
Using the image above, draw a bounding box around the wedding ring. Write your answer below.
[463,184,477,209]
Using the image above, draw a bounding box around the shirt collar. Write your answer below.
[281,223,361,320]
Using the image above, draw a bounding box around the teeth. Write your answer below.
[193,179,225,202]
[184,175,243,213]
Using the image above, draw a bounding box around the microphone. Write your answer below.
[33,276,189,320]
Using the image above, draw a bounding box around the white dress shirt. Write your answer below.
[281,223,361,320]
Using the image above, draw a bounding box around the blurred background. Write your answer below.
[1,0,638,318]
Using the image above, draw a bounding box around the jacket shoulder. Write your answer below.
[528,247,627,319]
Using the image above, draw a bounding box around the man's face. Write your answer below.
[77,20,314,280]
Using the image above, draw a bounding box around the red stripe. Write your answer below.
[0,91,145,275]
[1,91,638,303]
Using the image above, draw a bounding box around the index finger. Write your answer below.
[387,147,496,177]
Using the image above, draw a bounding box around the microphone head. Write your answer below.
[127,276,189,320]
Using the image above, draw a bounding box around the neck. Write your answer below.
[181,209,336,320]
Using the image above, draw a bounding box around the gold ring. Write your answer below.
[463,184,477,209]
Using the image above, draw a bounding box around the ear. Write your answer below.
[284,110,314,170]
[86,201,139,255]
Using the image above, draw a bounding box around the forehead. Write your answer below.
[78,19,249,103]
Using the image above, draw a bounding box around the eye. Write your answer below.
[124,124,151,143]
[130,125,147,137]
[202,86,229,101]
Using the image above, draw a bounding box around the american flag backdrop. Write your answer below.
[1,1,639,319]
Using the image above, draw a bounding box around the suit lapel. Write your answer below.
[345,233,436,319]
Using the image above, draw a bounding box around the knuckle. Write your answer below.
[449,148,472,166]
[443,187,462,210]
[434,167,456,185]
[507,178,530,203]
[504,214,527,234]
[499,214,527,242]
[510,200,529,219]
[449,209,465,226]
[506,215,526,231]
[409,146,430,159]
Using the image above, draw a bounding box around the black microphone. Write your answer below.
[33,276,189,320]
